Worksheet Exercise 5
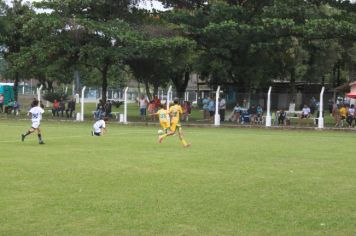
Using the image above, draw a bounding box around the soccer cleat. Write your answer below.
[184,143,191,148]
[21,134,25,142]
[39,141,45,145]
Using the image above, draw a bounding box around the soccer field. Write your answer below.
[0,120,355,235]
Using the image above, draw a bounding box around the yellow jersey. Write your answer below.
[339,107,347,117]
[169,104,183,123]
[156,108,169,123]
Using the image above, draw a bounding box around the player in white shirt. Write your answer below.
[92,117,108,136]
[21,100,45,144]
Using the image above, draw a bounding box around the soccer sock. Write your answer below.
[37,134,42,141]
[24,131,31,137]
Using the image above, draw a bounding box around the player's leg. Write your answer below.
[36,127,45,144]
[21,127,35,141]
[158,122,171,143]
[177,124,190,147]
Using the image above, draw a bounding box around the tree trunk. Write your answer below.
[172,71,190,100]
[144,80,152,100]
[153,85,159,97]
[289,68,296,103]
[13,72,19,101]
[101,66,108,103]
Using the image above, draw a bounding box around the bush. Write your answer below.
[43,92,68,103]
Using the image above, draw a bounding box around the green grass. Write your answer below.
[0,120,356,235]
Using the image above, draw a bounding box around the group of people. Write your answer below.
[52,98,76,118]
[333,103,356,128]
[94,99,112,119]
[229,103,264,125]
[202,96,226,122]
[0,93,20,115]
[139,95,192,122]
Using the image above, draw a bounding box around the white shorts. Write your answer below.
[32,121,40,129]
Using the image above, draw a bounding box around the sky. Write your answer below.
[4,0,167,11]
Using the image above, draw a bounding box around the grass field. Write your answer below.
[0,119,355,235]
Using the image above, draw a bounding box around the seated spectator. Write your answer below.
[248,105,257,124]
[105,100,112,117]
[231,103,242,123]
[202,96,210,119]
[59,99,66,117]
[347,104,355,127]
[6,99,14,114]
[12,100,20,115]
[95,99,105,119]
[52,99,59,117]
[278,109,287,126]
[66,98,76,118]
[256,105,263,124]
[300,104,311,119]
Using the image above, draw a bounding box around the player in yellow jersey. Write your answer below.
[155,104,171,137]
[166,98,190,147]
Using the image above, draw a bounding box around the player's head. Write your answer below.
[159,104,165,109]
[103,117,109,122]
[173,98,179,104]
[33,100,39,106]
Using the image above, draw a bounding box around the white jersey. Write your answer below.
[29,106,44,123]
[93,120,106,133]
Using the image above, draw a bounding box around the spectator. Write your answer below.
[338,104,347,127]
[328,99,334,114]
[153,95,161,112]
[248,105,257,124]
[231,103,242,123]
[139,95,148,121]
[300,104,311,119]
[310,96,317,115]
[104,100,112,117]
[219,96,226,122]
[332,103,340,127]
[202,96,210,119]
[278,109,287,126]
[95,99,105,119]
[0,93,4,113]
[12,100,20,115]
[148,100,156,121]
[66,98,76,118]
[59,99,66,117]
[256,105,263,124]
[52,99,59,117]
[182,101,191,122]
[6,99,14,114]
[208,97,215,122]
[346,104,355,127]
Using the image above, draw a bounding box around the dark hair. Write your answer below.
[33,100,39,106]
[174,98,179,104]
[103,117,109,122]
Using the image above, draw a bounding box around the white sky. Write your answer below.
[4,0,167,11]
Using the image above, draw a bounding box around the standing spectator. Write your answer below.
[310,96,317,115]
[219,96,226,122]
[208,97,215,122]
[328,99,334,114]
[0,93,4,113]
[148,100,156,121]
[182,101,191,122]
[139,95,148,121]
[338,104,347,127]
[153,95,161,112]
[278,109,287,126]
[59,99,66,117]
[346,104,355,127]
[256,105,263,124]
[66,98,76,118]
[332,104,340,127]
[202,96,210,119]
[52,99,59,117]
